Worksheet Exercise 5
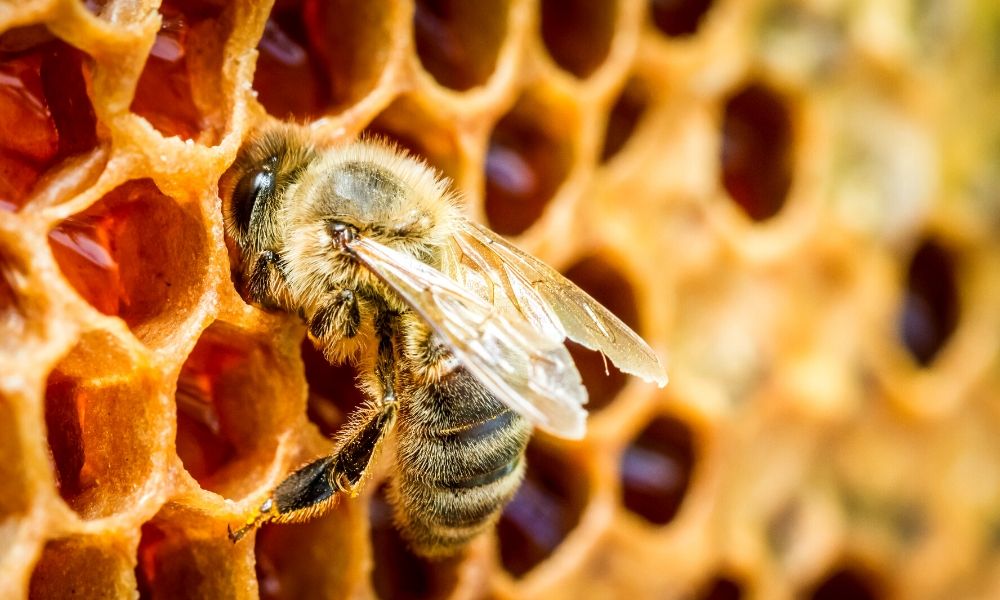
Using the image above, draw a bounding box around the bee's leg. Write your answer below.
[229,315,398,542]
[307,289,361,341]
[228,399,397,542]
[244,249,293,310]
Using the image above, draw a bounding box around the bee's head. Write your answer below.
[221,125,317,269]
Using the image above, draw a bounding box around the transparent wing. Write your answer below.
[452,220,668,387]
[348,236,588,439]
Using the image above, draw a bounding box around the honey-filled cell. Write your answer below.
[301,338,365,439]
[620,415,694,526]
[0,27,97,211]
[484,93,575,236]
[47,179,208,347]
[413,0,509,91]
[43,331,165,520]
[541,0,617,78]
[174,322,301,498]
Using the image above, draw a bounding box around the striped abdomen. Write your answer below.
[391,365,532,557]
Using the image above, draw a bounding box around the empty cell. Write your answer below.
[253,2,331,120]
[413,0,509,90]
[650,0,715,38]
[620,415,693,525]
[0,28,97,211]
[48,179,208,346]
[130,0,226,141]
[720,83,794,222]
[369,485,460,600]
[484,95,574,235]
[136,520,254,599]
[898,238,959,366]
[808,567,882,600]
[601,78,650,162]
[541,0,616,78]
[43,332,163,519]
[301,339,366,439]
[363,97,463,182]
[175,322,299,497]
[497,441,588,577]
[29,535,134,598]
[562,255,641,411]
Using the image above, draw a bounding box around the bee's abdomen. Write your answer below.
[392,368,531,557]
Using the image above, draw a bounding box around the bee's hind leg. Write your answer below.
[228,398,397,542]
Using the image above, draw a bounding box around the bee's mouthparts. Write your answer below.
[328,221,358,250]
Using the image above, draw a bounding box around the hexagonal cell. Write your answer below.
[136,518,256,599]
[497,440,588,577]
[601,77,650,163]
[540,0,616,79]
[175,322,301,498]
[43,331,164,519]
[301,339,366,439]
[807,567,884,600]
[0,394,33,533]
[363,96,463,183]
[620,415,694,526]
[0,27,98,211]
[413,0,509,90]
[255,498,363,600]
[898,238,959,366]
[130,0,228,141]
[649,0,715,38]
[562,255,641,411]
[47,178,208,347]
[720,83,794,222]
[697,576,744,600]
[484,93,575,235]
[28,535,135,598]
[253,0,398,119]
[369,485,461,600]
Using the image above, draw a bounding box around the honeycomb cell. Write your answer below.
[254,501,363,600]
[0,29,97,211]
[620,415,694,526]
[562,255,640,411]
[254,0,397,118]
[175,322,300,497]
[48,179,208,346]
[363,96,463,183]
[370,485,460,600]
[136,520,255,599]
[698,576,743,600]
[898,238,958,366]
[497,441,588,577]
[720,83,793,222]
[301,338,365,439]
[28,535,134,599]
[253,2,331,120]
[130,0,227,141]
[541,0,616,78]
[807,567,882,600]
[484,94,574,235]
[43,331,163,519]
[650,0,715,38]
[413,0,509,90]
[601,78,649,162]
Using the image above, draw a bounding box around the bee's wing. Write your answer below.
[348,236,588,439]
[452,220,667,387]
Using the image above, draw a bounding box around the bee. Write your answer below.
[221,124,667,556]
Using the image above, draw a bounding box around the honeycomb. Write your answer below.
[1,0,999,598]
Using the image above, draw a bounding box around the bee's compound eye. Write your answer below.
[232,160,277,233]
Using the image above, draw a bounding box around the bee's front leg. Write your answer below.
[243,249,294,311]
[307,289,362,343]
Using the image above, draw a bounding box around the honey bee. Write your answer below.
[220,124,666,556]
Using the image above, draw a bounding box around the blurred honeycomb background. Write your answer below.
[1,0,999,598]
